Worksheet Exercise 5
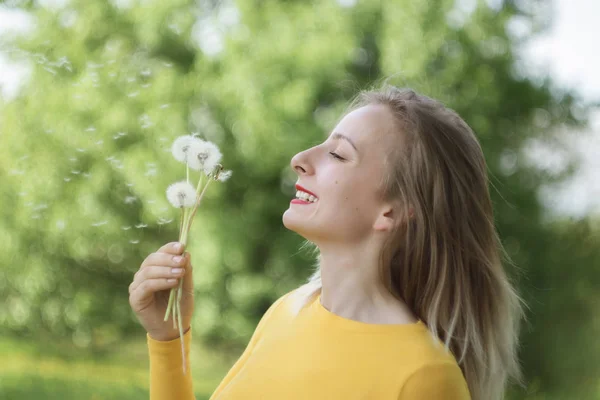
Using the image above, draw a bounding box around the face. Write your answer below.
[282,104,399,245]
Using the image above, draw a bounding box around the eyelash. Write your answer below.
[329,152,345,161]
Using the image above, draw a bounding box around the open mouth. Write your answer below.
[294,184,318,203]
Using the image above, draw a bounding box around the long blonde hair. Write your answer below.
[290,85,526,400]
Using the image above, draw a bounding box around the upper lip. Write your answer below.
[295,184,318,198]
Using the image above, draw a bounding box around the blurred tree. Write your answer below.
[0,0,598,398]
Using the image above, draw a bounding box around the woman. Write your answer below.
[129,85,525,400]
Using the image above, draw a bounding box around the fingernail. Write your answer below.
[171,268,183,274]
[173,255,183,263]
[174,243,182,250]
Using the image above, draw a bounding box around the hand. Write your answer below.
[129,242,195,341]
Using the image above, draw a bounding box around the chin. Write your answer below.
[282,210,312,238]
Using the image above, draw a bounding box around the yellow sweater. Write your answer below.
[148,290,471,399]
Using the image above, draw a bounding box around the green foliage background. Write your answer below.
[1,0,599,398]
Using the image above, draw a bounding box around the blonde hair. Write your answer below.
[290,85,526,400]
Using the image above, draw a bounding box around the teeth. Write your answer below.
[295,190,318,203]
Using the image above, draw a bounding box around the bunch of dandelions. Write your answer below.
[164,134,232,375]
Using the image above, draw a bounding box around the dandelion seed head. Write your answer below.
[188,140,222,174]
[166,181,197,208]
[171,135,197,164]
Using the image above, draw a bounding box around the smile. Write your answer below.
[294,184,318,203]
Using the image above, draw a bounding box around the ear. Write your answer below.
[373,204,414,232]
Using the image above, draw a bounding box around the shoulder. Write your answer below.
[257,289,297,326]
[398,362,471,400]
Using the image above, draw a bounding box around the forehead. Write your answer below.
[328,104,396,148]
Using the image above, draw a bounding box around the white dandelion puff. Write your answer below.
[166,181,197,208]
[188,140,222,174]
[171,135,197,164]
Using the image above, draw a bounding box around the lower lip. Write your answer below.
[291,199,315,205]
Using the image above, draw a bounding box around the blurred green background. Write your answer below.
[1,0,599,398]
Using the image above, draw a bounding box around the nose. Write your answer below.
[290,149,313,176]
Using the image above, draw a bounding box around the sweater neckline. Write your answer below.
[311,293,426,333]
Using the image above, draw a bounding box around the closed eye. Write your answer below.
[329,152,345,161]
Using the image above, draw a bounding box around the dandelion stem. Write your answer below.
[165,206,186,322]
[177,294,186,375]
[184,176,212,235]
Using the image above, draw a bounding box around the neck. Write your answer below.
[316,240,417,325]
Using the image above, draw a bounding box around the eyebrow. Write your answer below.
[331,132,358,153]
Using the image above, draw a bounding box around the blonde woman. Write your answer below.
[129,85,525,400]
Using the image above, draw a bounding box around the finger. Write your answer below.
[140,251,188,269]
[132,253,190,292]
[157,242,185,256]
[129,278,180,311]
[130,265,186,292]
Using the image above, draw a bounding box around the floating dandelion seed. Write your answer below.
[216,169,232,182]
[166,181,197,208]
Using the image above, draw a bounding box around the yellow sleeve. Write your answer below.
[398,362,471,400]
[147,327,195,400]
[209,291,293,399]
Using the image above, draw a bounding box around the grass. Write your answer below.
[0,334,232,400]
